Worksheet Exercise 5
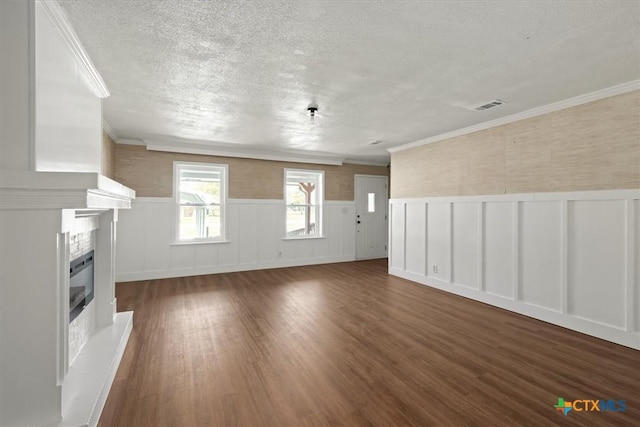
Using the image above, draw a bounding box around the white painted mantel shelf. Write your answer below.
[0,171,135,426]
[0,171,135,210]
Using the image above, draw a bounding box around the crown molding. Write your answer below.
[115,138,146,146]
[388,80,640,154]
[144,140,346,166]
[38,0,110,98]
[102,119,117,141]
[343,159,390,167]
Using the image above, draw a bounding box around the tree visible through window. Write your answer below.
[285,169,323,237]
[175,162,227,241]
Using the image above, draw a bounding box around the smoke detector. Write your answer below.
[471,99,507,111]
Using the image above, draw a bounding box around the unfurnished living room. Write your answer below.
[1,1,639,426]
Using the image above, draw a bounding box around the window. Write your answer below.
[285,169,323,238]
[367,192,375,213]
[174,162,227,242]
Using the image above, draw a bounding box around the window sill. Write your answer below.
[171,240,231,246]
[282,235,326,241]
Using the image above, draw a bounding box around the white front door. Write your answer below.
[355,175,388,260]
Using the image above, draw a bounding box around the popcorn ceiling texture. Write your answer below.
[59,1,640,163]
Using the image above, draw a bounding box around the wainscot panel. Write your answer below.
[389,189,640,350]
[116,198,356,281]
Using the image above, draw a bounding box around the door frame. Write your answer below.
[354,174,389,260]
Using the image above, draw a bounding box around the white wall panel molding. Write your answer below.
[390,189,640,205]
[117,255,355,282]
[390,268,639,350]
[625,200,635,332]
[389,189,640,350]
[116,198,357,281]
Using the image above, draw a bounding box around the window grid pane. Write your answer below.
[285,169,323,237]
[368,193,375,213]
[176,163,226,241]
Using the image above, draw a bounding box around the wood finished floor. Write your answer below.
[101,260,640,426]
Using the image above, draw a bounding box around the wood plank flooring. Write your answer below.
[101,260,640,426]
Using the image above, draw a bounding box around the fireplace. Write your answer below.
[69,250,94,323]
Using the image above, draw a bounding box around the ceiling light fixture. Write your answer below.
[307,102,318,118]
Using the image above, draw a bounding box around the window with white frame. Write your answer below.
[174,162,227,242]
[285,169,323,238]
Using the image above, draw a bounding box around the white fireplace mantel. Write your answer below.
[0,1,137,425]
[0,171,135,210]
[0,179,135,426]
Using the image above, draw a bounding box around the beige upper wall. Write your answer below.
[101,131,116,179]
[114,144,388,200]
[391,90,640,199]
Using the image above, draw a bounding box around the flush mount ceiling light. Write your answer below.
[307,102,318,118]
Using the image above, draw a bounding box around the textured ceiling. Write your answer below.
[58,0,640,164]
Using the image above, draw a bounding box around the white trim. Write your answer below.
[229,198,284,205]
[389,189,640,350]
[354,174,389,260]
[147,140,345,166]
[0,171,135,210]
[625,200,635,332]
[171,240,231,246]
[282,235,327,241]
[284,168,325,238]
[37,0,110,98]
[116,255,355,283]
[388,80,640,154]
[59,311,132,427]
[560,200,568,314]
[28,0,37,171]
[390,267,639,350]
[390,189,640,205]
[115,138,146,146]
[132,197,354,206]
[173,161,229,243]
[343,159,389,167]
[102,118,117,141]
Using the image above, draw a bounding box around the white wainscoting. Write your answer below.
[389,189,640,350]
[116,198,356,281]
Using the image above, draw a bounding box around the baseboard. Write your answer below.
[116,256,356,282]
[390,267,640,350]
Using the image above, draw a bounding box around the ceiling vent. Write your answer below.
[472,99,506,111]
[368,140,384,146]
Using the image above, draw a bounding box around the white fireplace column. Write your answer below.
[95,209,118,327]
[0,209,66,426]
